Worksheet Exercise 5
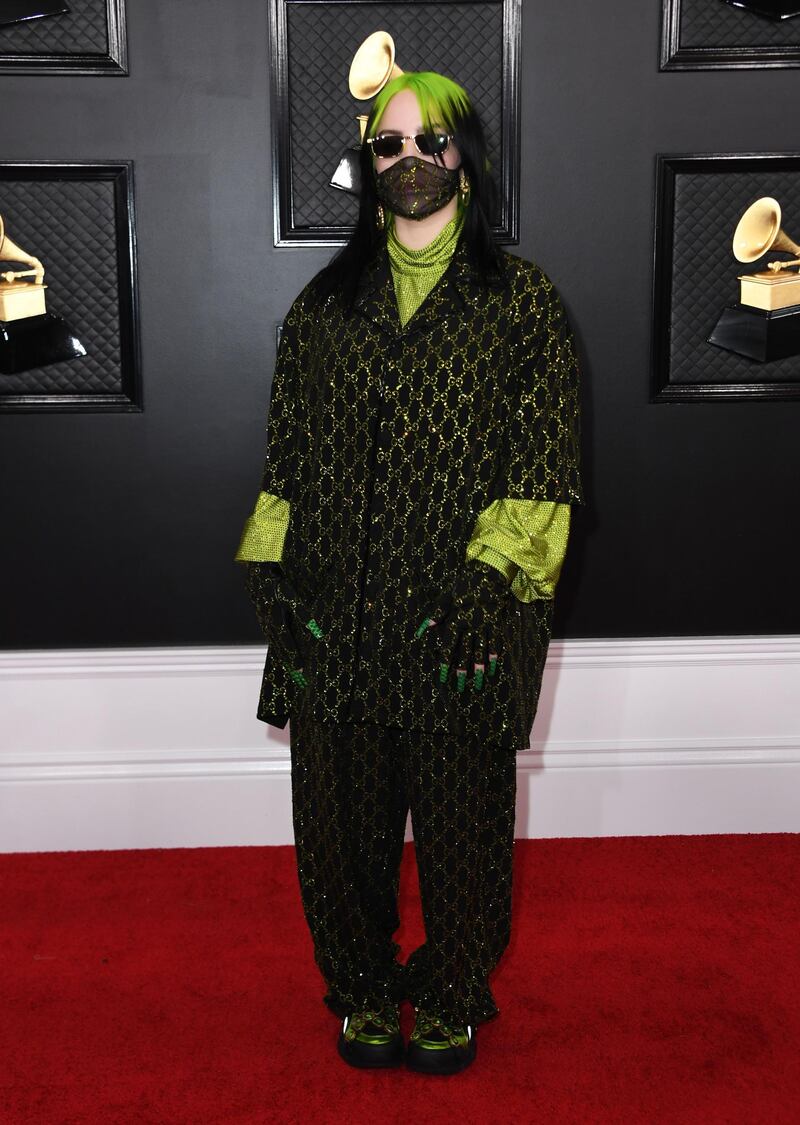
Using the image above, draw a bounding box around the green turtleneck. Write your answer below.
[387,206,466,327]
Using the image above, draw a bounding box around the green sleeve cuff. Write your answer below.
[465,498,571,602]
[234,490,290,563]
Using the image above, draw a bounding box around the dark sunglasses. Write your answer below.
[366,131,453,159]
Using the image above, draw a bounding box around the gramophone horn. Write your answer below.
[348,30,404,101]
[0,215,45,286]
[331,32,404,196]
[732,196,800,263]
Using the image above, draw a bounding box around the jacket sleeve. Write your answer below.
[234,292,309,564]
[499,265,582,505]
[466,498,571,603]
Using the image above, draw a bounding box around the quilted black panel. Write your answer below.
[680,0,800,49]
[285,1,504,229]
[0,0,107,54]
[0,177,125,396]
[665,165,800,385]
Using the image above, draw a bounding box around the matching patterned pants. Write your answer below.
[288,713,517,1027]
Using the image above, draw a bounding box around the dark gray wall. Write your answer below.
[1,0,798,648]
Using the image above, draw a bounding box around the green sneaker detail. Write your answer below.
[409,1009,471,1050]
[343,1006,400,1045]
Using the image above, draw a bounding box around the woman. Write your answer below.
[235,71,582,1075]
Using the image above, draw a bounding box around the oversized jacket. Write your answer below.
[237,234,582,751]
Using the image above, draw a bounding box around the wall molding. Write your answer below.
[1,638,798,851]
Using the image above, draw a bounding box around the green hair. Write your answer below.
[368,71,473,139]
[312,68,508,307]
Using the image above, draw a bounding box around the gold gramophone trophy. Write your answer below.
[329,30,404,196]
[0,212,86,374]
[707,197,800,362]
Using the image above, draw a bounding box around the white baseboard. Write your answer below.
[1,638,798,851]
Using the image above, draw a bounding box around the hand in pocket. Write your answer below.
[413,561,511,695]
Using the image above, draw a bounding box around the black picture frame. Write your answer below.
[0,0,127,76]
[270,0,521,246]
[0,160,142,413]
[661,0,800,71]
[651,152,800,402]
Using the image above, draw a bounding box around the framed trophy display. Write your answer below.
[652,153,800,401]
[661,0,800,71]
[0,161,141,413]
[270,0,521,246]
[0,0,127,75]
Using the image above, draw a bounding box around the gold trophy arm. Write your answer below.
[0,266,45,283]
[767,257,800,273]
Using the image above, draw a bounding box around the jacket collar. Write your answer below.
[353,232,502,342]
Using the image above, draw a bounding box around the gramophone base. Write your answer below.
[0,313,86,375]
[706,302,800,362]
[330,146,361,195]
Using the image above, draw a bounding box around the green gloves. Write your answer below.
[414,560,512,692]
[244,561,325,688]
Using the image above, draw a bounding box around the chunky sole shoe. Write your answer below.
[336,1011,404,1069]
[405,1017,477,1076]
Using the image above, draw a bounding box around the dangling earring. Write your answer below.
[458,167,471,203]
[375,201,385,230]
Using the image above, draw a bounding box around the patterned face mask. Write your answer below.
[374,155,460,220]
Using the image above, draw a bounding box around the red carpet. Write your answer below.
[1,835,798,1124]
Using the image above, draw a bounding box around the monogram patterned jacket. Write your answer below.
[236,235,582,751]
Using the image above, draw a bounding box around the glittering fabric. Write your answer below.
[238,232,581,751]
[235,486,570,601]
[386,206,465,327]
[466,497,571,602]
[234,490,290,562]
[375,155,459,221]
[236,213,572,598]
[290,714,516,1026]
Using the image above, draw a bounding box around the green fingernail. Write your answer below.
[473,670,484,690]
[306,619,324,638]
[489,657,497,676]
[415,616,432,639]
[439,663,449,683]
[456,670,466,692]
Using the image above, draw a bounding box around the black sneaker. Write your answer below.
[405,1008,477,1075]
[336,1005,404,1069]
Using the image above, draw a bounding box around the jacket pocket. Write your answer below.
[304,561,336,630]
